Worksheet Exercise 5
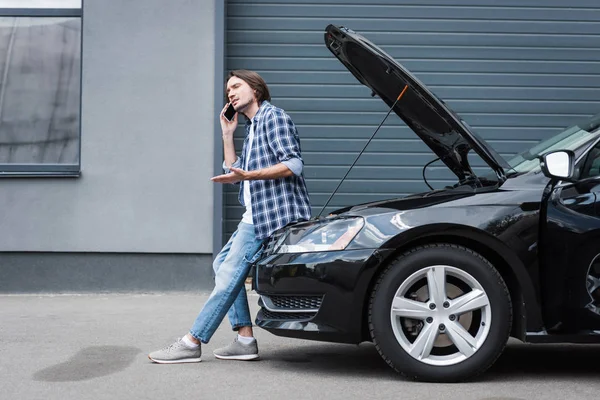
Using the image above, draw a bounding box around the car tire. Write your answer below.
[369,243,512,382]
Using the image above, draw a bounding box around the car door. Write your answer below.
[539,141,600,332]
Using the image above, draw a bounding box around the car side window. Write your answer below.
[578,142,600,180]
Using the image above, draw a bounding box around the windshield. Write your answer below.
[505,113,600,176]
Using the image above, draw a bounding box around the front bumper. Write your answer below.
[253,248,392,344]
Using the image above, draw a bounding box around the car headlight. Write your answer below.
[275,217,364,254]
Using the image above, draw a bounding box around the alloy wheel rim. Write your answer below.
[389,265,492,366]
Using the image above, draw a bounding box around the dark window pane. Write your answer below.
[0,17,81,166]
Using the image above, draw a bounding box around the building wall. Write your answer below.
[5,0,600,292]
[0,0,219,292]
[0,0,215,253]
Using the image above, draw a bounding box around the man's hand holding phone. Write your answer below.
[220,103,237,138]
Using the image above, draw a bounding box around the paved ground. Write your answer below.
[1,292,599,400]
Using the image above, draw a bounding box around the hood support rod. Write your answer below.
[317,85,409,218]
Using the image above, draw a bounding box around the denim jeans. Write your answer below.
[190,221,265,343]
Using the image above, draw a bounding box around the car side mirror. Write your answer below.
[540,150,575,182]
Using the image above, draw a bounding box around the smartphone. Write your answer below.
[223,103,236,121]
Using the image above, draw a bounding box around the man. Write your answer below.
[148,70,311,363]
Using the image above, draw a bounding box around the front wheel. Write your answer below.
[369,244,512,382]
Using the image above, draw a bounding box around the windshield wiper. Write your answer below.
[519,151,537,161]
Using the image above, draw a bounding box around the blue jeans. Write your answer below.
[190,222,265,343]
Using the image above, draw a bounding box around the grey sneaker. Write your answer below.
[213,337,259,361]
[148,338,201,364]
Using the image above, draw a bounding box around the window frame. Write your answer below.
[0,2,83,177]
[577,137,600,180]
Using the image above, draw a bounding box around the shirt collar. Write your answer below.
[245,101,271,127]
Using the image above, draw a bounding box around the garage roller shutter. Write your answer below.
[224,0,600,240]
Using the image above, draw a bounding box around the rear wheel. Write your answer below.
[369,244,512,382]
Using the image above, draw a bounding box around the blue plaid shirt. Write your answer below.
[226,101,311,240]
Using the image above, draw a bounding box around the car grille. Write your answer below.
[259,309,316,321]
[269,295,322,310]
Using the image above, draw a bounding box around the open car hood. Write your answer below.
[324,24,509,183]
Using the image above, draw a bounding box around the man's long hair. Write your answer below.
[226,70,271,104]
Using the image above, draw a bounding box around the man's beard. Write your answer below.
[234,99,249,113]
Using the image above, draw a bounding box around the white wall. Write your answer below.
[0,0,215,253]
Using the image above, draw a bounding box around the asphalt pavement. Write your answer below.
[1,292,599,400]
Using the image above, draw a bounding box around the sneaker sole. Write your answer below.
[213,353,260,361]
[148,355,202,364]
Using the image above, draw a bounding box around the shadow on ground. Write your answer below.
[488,342,600,380]
[262,342,397,380]
[33,346,141,382]
[261,341,600,381]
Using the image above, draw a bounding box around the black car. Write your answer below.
[252,25,600,382]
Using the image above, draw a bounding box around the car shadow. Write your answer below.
[263,342,397,380]
[487,342,600,380]
[262,341,600,381]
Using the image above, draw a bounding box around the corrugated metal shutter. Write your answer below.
[224,0,600,240]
